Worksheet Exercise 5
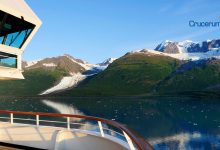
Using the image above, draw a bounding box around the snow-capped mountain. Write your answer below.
[23,55,86,75]
[131,48,220,61]
[125,39,220,61]
[23,54,116,95]
[155,39,220,54]
[23,54,116,75]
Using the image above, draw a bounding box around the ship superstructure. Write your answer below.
[0,0,41,79]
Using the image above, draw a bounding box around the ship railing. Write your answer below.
[0,110,153,150]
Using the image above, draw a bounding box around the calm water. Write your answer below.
[0,96,220,150]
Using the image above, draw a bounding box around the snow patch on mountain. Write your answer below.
[42,63,57,67]
[156,40,173,51]
[33,55,117,95]
[166,49,220,60]
[64,54,93,70]
[147,39,220,60]
[98,58,117,66]
[26,59,42,68]
[40,73,95,95]
[64,55,116,72]
[178,40,194,53]
[134,48,220,61]
[155,40,195,54]
[155,39,220,54]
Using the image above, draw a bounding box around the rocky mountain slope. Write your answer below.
[22,54,111,75]
[23,55,85,74]
[155,39,220,54]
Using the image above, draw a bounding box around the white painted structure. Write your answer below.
[0,0,41,79]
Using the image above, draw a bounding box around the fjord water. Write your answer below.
[0,97,219,149]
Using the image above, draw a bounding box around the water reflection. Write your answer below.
[0,97,220,149]
[42,100,84,122]
[151,132,220,150]
[41,100,95,131]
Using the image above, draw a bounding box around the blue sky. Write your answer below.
[25,0,220,63]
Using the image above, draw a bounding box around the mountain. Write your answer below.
[23,55,116,75]
[150,39,220,61]
[0,54,116,96]
[57,46,220,97]
[23,54,91,75]
[2,39,220,97]
[157,57,220,95]
[57,52,181,96]
[30,55,117,95]
[98,58,117,66]
[155,39,220,53]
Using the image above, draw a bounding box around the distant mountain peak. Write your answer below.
[63,54,87,64]
[128,39,220,61]
[178,40,193,46]
[22,54,116,76]
[155,39,220,54]
[23,55,88,75]
[98,58,117,66]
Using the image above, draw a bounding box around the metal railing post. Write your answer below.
[123,131,135,150]
[67,117,70,130]
[10,113,13,124]
[36,115,39,127]
[98,121,104,137]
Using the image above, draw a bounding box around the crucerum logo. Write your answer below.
[189,17,220,27]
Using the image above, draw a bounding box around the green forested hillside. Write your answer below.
[157,59,220,94]
[0,68,67,96]
[60,53,181,96]
[1,53,220,97]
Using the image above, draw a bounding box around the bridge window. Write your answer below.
[0,10,35,49]
[0,52,17,68]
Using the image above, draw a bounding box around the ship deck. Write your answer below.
[0,122,127,150]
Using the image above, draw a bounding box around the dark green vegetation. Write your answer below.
[158,59,220,94]
[62,53,220,97]
[1,52,220,97]
[0,68,67,96]
[60,53,181,96]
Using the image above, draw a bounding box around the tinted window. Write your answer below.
[0,10,35,48]
[0,52,17,68]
